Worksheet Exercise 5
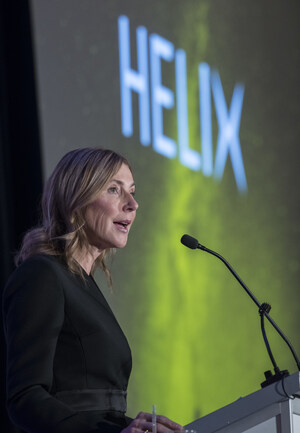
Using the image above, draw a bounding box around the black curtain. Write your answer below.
[0,0,43,430]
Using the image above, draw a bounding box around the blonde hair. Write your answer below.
[15,148,131,283]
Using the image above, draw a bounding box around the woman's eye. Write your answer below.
[130,191,136,197]
[108,186,119,194]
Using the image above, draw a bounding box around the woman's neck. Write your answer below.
[73,246,102,275]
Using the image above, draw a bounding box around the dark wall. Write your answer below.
[0,0,43,430]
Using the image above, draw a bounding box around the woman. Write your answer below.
[3,148,183,433]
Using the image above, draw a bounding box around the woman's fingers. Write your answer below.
[130,414,150,430]
[132,412,183,432]
[156,415,183,432]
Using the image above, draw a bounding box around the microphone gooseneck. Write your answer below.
[180,233,300,387]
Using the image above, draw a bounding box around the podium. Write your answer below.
[185,372,300,433]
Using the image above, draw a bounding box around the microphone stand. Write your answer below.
[181,235,300,387]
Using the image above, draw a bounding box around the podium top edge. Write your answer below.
[185,371,300,432]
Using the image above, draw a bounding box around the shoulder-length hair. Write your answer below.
[15,148,131,283]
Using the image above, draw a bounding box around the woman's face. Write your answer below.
[83,163,138,251]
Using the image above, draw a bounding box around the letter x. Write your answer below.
[211,71,247,192]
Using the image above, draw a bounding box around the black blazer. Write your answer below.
[2,254,133,433]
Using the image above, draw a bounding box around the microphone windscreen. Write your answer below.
[181,234,199,249]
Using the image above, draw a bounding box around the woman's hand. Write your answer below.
[122,412,183,433]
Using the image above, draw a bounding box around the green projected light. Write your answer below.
[30,0,300,427]
[114,1,300,425]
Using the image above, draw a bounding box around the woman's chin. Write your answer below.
[104,236,129,250]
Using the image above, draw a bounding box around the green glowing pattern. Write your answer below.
[30,0,300,426]
[107,1,300,425]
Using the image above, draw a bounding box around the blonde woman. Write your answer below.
[3,148,182,433]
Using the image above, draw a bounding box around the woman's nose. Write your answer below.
[124,193,138,211]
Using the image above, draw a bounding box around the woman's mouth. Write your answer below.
[113,220,131,233]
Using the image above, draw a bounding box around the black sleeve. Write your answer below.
[2,257,125,433]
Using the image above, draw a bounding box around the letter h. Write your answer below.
[118,15,150,146]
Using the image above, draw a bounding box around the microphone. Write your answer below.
[181,234,199,250]
[180,233,300,387]
[181,234,209,251]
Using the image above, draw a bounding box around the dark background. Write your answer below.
[0,1,42,430]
